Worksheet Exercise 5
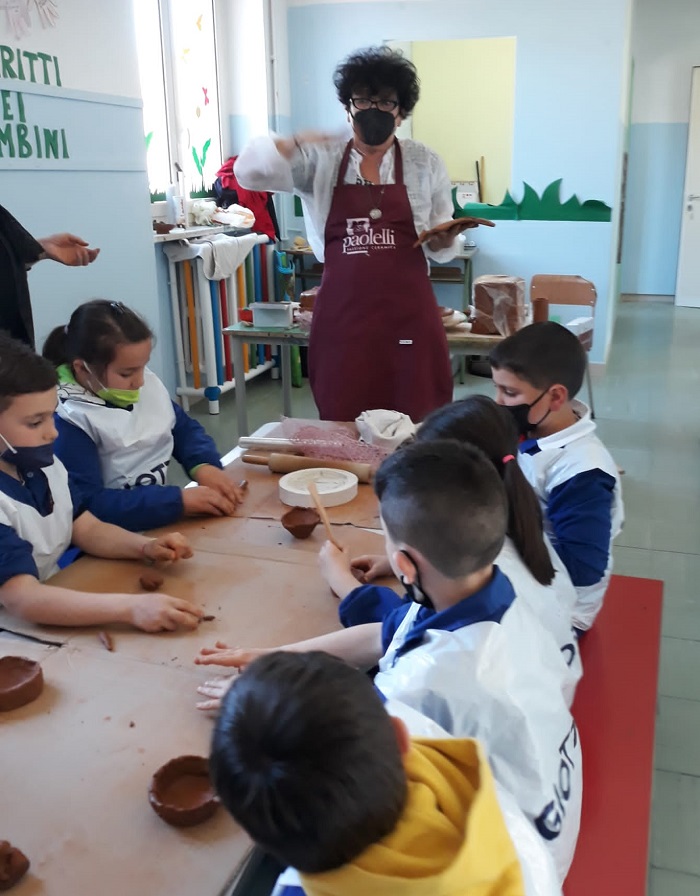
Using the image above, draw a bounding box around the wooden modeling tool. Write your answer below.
[307,481,343,551]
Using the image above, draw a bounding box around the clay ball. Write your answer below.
[281,507,321,540]
[149,755,219,827]
[139,571,165,592]
[0,841,29,891]
[0,657,43,712]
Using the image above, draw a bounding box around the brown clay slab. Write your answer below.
[147,514,385,559]
[0,646,248,896]
[1,549,346,668]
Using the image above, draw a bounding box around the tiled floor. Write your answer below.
[182,300,699,893]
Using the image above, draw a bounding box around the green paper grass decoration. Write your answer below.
[453,179,612,223]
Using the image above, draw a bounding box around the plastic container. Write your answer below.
[249,302,294,328]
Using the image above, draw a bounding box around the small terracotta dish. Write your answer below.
[281,506,321,539]
[149,755,219,827]
[0,657,44,712]
[0,841,29,891]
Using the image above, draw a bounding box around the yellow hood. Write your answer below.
[300,737,525,896]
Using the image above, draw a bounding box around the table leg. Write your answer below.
[230,337,249,437]
[281,344,292,416]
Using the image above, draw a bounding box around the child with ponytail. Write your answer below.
[350,396,581,705]
[43,299,244,532]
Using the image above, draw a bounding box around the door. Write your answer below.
[676,67,700,307]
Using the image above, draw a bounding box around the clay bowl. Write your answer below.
[153,221,176,235]
[149,755,219,827]
[281,506,321,540]
[0,841,30,891]
[0,657,43,712]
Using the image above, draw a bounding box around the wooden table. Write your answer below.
[0,432,388,896]
[279,242,478,310]
[223,323,503,436]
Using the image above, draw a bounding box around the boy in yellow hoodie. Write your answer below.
[210,650,530,896]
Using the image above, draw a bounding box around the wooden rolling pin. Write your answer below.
[242,452,372,483]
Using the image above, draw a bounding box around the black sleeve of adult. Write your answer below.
[0,204,43,265]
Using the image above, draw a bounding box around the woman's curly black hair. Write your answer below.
[333,46,420,118]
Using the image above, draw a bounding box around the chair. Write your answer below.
[530,275,597,418]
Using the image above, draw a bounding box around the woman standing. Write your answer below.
[235,46,472,422]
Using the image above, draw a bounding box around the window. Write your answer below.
[133,0,223,195]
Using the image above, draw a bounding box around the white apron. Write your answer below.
[0,460,73,581]
[57,369,175,490]
[518,400,624,630]
[496,536,582,707]
[374,595,582,884]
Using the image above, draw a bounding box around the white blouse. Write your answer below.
[234,134,457,264]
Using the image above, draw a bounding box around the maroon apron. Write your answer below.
[308,140,453,422]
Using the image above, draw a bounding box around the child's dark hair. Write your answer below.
[489,321,587,399]
[42,299,153,373]
[418,397,555,585]
[210,651,407,873]
[0,332,57,413]
[375,439,507,578]
[334,46,420,118]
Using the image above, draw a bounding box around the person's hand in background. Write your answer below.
[38,233,100,267]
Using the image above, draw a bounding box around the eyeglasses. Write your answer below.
[350,97,399,113]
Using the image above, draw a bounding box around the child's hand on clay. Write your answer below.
[351,553,393,583]
[128,593,203,632]
[143,532,193,564]
[319,541,360,600]
[196,675,235,712]
[193,465,246,506]
[182,485,238,517]
[195,641,269,670]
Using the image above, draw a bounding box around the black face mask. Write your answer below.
[399,550,435,612]
[505,388,551,437]
[353,109,396,146]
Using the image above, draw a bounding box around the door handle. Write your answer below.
[688,194,700,201]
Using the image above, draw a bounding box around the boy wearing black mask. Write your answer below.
[196,440,581,884]
[490,321,623,632]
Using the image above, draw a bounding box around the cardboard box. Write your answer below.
[471,275,526,336]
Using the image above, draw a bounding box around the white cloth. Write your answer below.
[211,204,256,229]
[162,232,262,280]
[518,400,624,630]
[234,134,457,264]
[355,409,416,451]
[0,460,73,581]
[496,536,582,707]
[56,369,176,491]
[375,595,582,884]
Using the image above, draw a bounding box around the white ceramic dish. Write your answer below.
[278,468,359,508]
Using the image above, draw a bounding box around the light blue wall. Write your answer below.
[285,0,631,362]
[0,84,167,383]
[625,0,700,296]
[621,123,687,296]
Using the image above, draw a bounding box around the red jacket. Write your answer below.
[215,157,278,240]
